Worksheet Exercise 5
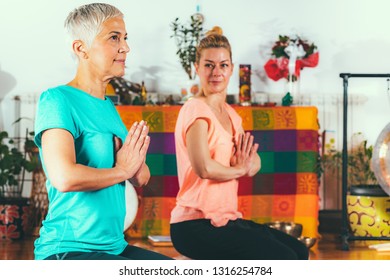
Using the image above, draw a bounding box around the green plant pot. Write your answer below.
[0,197,30,240]
[347,185,390,237]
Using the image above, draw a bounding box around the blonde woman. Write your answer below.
[170,27,309,260]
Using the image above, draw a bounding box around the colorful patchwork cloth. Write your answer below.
[116,105,320,239]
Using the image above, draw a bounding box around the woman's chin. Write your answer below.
[209,88,227,95]
[113,70,125,77]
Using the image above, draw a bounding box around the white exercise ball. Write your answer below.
[124,180,139,231]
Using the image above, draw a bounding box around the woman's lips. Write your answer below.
[114,59,126,67]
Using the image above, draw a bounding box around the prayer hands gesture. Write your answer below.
[230,132,260,177]
[115,120,150,180]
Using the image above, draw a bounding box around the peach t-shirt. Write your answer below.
[170,98,243,227]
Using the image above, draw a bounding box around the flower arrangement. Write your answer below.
[264,35,319,82]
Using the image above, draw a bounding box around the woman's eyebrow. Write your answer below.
[108,31,127,36]
[204,59,229,63]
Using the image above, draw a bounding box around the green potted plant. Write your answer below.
[0,127,39,240]
[170,15,204,80]
[322,133,389,237]
[322,134,381,191]
[170,15,204,98]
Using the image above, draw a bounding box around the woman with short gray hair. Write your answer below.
[34,3,171,260]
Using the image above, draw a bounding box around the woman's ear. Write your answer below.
[195,63,199,74]
[72,40,88,59]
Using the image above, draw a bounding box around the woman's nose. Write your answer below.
[119,41,130,53]
[212,66,222,76]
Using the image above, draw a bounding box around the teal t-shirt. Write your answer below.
[34,85,129,260]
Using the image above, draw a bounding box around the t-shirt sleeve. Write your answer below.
[34,89,77,148]
[180,99,212,137]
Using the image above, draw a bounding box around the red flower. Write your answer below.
[299,52,319,68]
[0,224,21,240]
[264,35,319,81]
[0,204,20,224]
[264,57,289,81]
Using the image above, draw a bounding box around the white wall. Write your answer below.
[1,0,389,144]
[1,0,390,207]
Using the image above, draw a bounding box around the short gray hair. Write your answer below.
[64,3,123,48]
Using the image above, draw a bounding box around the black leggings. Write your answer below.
[170,219,309,260]
[44,244,173,260]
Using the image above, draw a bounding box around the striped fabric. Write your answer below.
[116,105,320,239]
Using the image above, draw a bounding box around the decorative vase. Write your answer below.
[0,197,30,240]
[347,185,390,237]
[239,64,251,106]
[287,76,301,105]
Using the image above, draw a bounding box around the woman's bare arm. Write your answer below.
[186,119,246,181]
[42,121,149,192]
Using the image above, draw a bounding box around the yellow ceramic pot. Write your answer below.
[347,190,390,237]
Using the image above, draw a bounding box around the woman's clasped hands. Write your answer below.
[230,132,260,177]
[115,120,150,180]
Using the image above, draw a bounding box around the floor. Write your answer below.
[1,232,390,260]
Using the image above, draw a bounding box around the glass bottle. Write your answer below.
[141,81,147,104]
